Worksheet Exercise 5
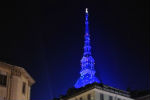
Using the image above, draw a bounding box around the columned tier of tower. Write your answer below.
[80,69,96,76]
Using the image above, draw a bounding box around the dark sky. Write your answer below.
[0,0,149,100]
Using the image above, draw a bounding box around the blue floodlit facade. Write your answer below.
[74,8,100,88]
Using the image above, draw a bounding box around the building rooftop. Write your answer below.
[60,83,130,100]
[0,61,35,85]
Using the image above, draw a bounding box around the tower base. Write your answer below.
[74,76,100,88]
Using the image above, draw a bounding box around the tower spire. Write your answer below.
[84,8,91,56]
[74,8,100,88]
[85,8,89,35]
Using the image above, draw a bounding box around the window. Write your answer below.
[80,97,83,100]
[22,82,26,94]
[100,94,104,100]
[109,96,113,100]
[0,74,7,86]
[87,94,91,100]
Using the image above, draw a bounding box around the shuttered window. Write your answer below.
[0,74,7,87]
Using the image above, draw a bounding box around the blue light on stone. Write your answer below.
[74,8,100,88]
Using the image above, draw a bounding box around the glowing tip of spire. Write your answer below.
[86,8,88,13]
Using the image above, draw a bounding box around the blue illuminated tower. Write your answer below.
[74,8,100,88]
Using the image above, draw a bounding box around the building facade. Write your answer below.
[0,62,35,100]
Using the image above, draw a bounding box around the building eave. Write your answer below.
[0,61,35,85]
[61,83,131,99]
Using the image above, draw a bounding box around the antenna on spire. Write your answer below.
[85,8,88,13]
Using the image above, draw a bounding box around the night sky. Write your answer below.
[0,0,149,100]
